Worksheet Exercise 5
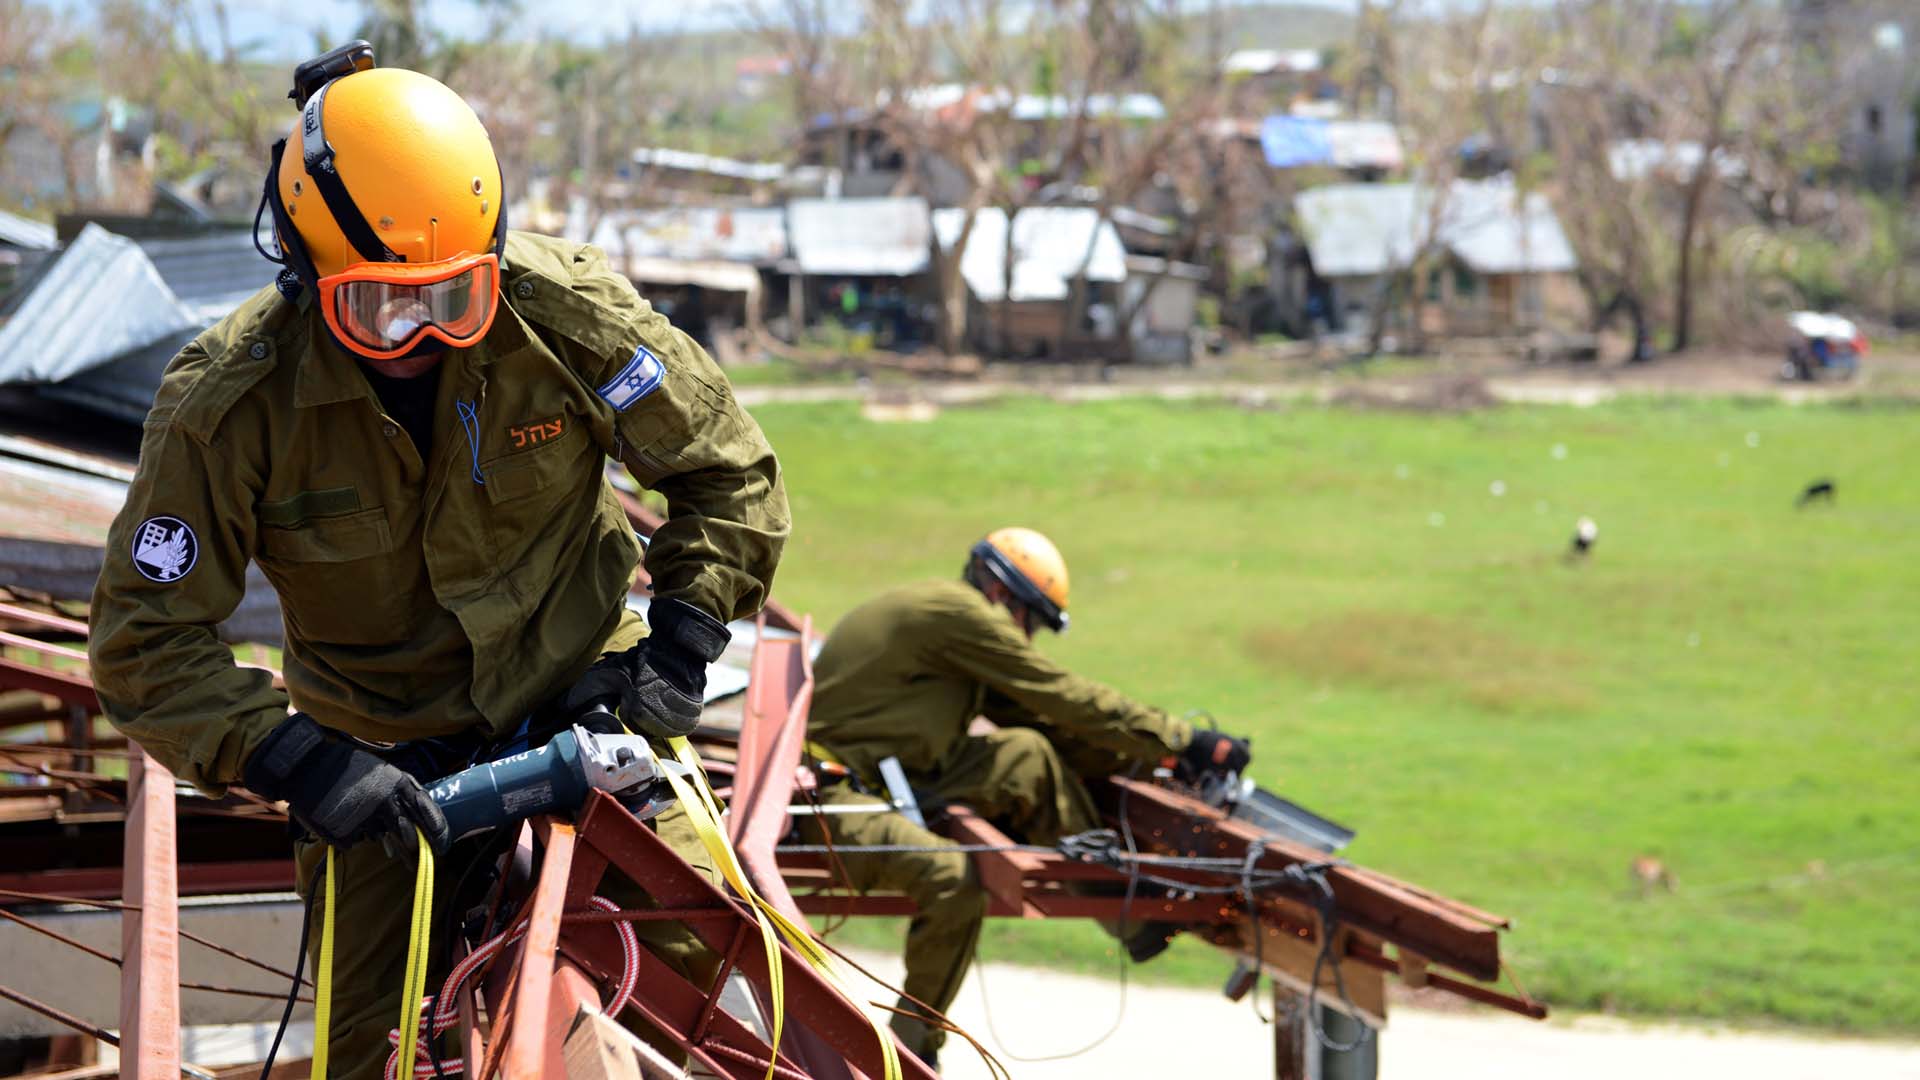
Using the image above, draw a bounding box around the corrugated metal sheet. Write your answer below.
[1296,179,1577,278]
[788,198,931,276]
[631,146,786,182]
[41,329,195,424]
[137,231,275,321]
[619,256,763,294]
[587,207,788,265]
[0,453,127,544]
[932,207,1127,302]
[0,442,284,638]
[0,224,196,385]
[0,210,57,251]
[1009,93,1165,121]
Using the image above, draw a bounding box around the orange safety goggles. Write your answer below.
[318,252,500,361]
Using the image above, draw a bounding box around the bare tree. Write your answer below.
[1041,0,1233,356]
[1344,0,1523,355]
[1659,0,1773,351]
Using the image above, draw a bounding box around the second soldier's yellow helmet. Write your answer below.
[968,527,1071,632]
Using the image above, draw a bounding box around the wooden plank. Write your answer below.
[544,963,602,1078]
[1397,947,1431,989]
[562,1004,692,1080]
[119,752,179,1080]
[1273,985,1308,1080]
[564,1005,647,1080]
[1204,919,1388,1028]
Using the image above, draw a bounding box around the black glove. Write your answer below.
[1179,729,1252,782]
[560,598,731,739]
[243,712,451,858]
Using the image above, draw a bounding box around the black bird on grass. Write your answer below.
[1796,479,1836,508]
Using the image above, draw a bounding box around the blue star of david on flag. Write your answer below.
[597,345,666,412]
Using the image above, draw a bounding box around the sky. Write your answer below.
[110,0,1375,60]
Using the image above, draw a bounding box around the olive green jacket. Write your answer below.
[807,580,1191,783]
[88,231,789,788]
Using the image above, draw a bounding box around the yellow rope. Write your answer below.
[396,832,436,1077]
[663,736,901,1080]
[311,847,337,1080]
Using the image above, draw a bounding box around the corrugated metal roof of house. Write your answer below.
[1295,178,1577,278]
[136,230,276,321]
[932,206,1127,303]
[788,197,932,276]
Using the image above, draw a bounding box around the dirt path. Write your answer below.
[838,949,1920,1079]
[733,346,1920,411]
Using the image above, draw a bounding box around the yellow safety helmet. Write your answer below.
[259,42,507,359]
[968,527,1071,633]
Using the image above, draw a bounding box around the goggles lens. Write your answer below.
[330,260,497,353]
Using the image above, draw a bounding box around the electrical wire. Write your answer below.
[257,881,320,1080]
[973,763,1143,1063]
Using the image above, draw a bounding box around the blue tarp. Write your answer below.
[1260,115,1334,168]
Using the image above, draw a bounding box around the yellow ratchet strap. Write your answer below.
[311,846,337,1080]
[661,735,902,1080]
[310,834,434,1080]
[396,830,436,1078]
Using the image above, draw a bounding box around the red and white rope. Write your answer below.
[383,895,640,1079]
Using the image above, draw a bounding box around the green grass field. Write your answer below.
[744,394,1920,1034]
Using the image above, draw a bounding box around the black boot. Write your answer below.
[1122,920,1181,962]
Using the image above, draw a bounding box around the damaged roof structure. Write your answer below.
[0,221,276,424]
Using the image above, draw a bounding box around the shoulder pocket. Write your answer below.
[259,507,393,562]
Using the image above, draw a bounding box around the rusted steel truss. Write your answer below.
[3,588,1542,1080]
[472,797,938,1080]
[722,620,1546,1024]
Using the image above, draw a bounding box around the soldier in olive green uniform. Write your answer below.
[88,56,787,1079]
[804,529,1251,1064]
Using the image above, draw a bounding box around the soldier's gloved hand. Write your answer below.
[1179,729,1252,782]
[561,598,731,739]
[243,712,451,859]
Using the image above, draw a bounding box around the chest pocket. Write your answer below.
[256,506,414,646]
[478,420,605,570]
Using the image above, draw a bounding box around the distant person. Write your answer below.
[801,528,1252,1067]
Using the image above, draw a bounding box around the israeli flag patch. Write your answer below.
[597,345,665,412]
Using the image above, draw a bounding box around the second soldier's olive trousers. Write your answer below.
[803,725,1115,1058]
[292,799,720,1080]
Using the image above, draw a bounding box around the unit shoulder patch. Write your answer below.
[596,345,665,412]
[132,516,199,583]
